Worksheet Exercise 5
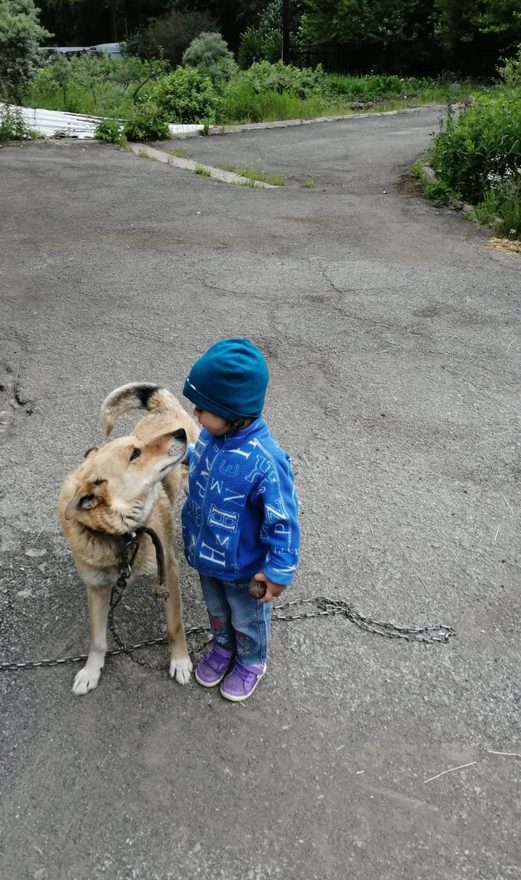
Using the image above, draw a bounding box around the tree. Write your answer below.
[182,31,237,82]
[434,0,521,72]
[125,8,216,66]
[301,0,437,71]
[35,0,168,46]
[174,0,266,53]
[236,0,306,67]
[0,0,51,100]
[300,0,521,74]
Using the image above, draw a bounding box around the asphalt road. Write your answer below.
[1,107,520,880]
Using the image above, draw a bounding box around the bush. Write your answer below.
[27,55,126,115]
[237,25,281,69]
[95,117,125,144]
[497,45,521,88]
[220,78,264,122]
[151,66,221,123]
[182,31,237,84]
[220,79,325,123]
[421,86,521,240]
[474,178,521,239]
[0,103,32,140]
[326,73,422,102]
[123,101,170,140]
[429,93,521,204]
[25,54,167,117]
[240,60,324,99]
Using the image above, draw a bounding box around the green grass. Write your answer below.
[413,145,521,242]
[194,166,211,176]
[24,56,492,127]
[421,90,521,240]
[219,72,491,125]
[303,178,316,188]
[474,180,521,239]
[224,164,284,186]
[412,159,454,206]
[168,147,189,158]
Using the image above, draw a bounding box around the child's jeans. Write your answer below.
[199,575,271,667]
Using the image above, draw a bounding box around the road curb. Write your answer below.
[204,104,446,138]
[126,142,278,187]
[419,162,474,215]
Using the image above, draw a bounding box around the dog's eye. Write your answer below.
[78,494,94,508]
[93,478,105,486]
[129,447,141,462]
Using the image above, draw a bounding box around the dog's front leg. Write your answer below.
[73,585,111,695]
[163,553,193,685]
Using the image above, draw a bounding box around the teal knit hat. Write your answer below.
[183,338,269,421]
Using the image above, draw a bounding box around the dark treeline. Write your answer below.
[37,0,521,76]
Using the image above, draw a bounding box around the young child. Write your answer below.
[182,337,300,701]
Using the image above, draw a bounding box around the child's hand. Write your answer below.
[253,572,286,604]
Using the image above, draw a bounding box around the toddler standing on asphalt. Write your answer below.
[182,338,300,701]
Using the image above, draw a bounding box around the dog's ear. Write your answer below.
[168,428,187,464]
[84,445,99,459]
[147,428,187,465]
[138,428,187,468]
[64,490,99,520]
[76,493,98,510]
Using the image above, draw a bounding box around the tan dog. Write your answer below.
[58,383,199,695]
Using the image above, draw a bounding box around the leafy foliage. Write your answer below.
[497,45,521,88]
[326,73,420,101]
[421,87,521,240]
[124,9,216,67]
[123,100,170,139]
[26,54,166,116]
[220,75,325,122]
[94,101,169,142]
[182,31,237,83]
[240,60,324,98]
[94,116,125,143]
[0,102,32,139]
[0,0,51,101]
[433,0,521,73]
[429,93,521,204]
[236,1,308,68]
[237,24,282,68]
[434,0,521,49]
[300,0,521,73]
[301,0,436,71]
[150,66,221,122]
[474,178,521,239]
[218,60,325,122]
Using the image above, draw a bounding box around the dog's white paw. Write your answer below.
[169,655,193,685]
[72,665,101,695]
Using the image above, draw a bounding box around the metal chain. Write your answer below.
[273,596,455,643]
[0,595,454,672]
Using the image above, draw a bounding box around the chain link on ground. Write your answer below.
[0,595,455,672]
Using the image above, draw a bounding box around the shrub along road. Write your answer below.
[0,108,520,880]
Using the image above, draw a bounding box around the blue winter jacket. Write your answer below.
[182,418,300,585]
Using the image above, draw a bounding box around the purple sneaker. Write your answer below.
[195,645,234,687]
[220,661,266,702]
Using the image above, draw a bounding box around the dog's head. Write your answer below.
[63,427,187,534]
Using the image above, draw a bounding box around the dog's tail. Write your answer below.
[101,383,182,436]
